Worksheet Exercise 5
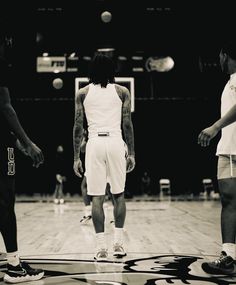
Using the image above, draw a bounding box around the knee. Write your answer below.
[92,196,105,207]
[113,193,125,204]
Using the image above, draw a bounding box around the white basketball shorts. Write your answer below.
[85,136,127,196]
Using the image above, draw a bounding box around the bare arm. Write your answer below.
[118,86,135,173]
[0,87,32,148]
[73,90,85,161]
[80,135,87,153]
[73,88,87,177]
[0,86,44,167]
[121,87,135,156]
[198,104,236,147]
[213,104,236,130]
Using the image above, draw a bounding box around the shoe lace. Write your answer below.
[214,252,228,265]
[20,261,32,270]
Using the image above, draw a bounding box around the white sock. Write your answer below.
[96,232,107,250]
[222,243,235,259]
[85,205,92,216]
[7,251,20,266]
[114,227,124,245]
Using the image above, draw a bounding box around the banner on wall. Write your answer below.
[37,56,66,73]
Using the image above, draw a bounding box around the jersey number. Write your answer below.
[7,147,15,175]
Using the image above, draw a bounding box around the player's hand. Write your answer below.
[25,142,44,168]
[198,125,219,147]
[126,155,135,173]
[73,159,83,177]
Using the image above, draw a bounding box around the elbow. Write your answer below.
[73,125,84,137]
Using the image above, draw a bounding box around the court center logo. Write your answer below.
[1,255,235,284]
[7,147,15,175]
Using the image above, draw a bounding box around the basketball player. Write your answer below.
[53,144,66,204]
[0,33,45,282]
[198,42,236,275]
[73,52,135,261]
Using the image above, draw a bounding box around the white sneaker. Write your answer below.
[113,243,127,258]
[94,248,108,261]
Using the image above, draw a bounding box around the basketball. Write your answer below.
[101,11,112,23]
[52,78,63,89]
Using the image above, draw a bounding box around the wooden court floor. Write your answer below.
[1,198,236,284]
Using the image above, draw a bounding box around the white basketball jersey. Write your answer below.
[83,83,122,138]
[216,72,236,155]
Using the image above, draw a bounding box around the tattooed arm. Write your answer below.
[116,84,135,173]
[73,86,87,177]
[80,130,88,154]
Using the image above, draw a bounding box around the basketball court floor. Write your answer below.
[0,196,235,284]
